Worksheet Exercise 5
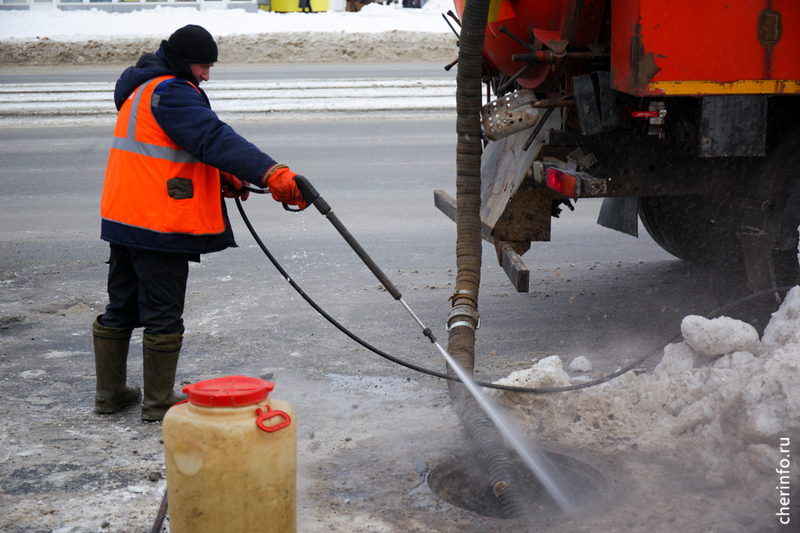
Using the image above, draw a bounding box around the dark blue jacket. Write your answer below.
[102,48,279,256]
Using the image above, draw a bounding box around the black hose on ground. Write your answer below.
[235,196,587,393]
[235,193,791,520]
[235,197,793,395]
[149,491,168,533]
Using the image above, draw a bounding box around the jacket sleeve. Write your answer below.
[151,78,278,185]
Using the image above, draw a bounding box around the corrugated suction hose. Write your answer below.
[448,0,529,519]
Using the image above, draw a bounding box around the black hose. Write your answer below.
[149,491,168,533]
[235,198,791,393]
[235,199,460,382]
[236,197,573,393]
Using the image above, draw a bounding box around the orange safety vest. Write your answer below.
[101,76,224,237]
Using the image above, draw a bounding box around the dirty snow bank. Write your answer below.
[0,4,458,66]
[0,2,452,40]
[494,287,800,502]
[0,31,458,66]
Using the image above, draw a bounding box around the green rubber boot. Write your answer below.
[141,333,187,422]
[93,316,141,414]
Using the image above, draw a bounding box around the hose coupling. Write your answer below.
[447,304,480,331]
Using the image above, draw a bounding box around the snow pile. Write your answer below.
[0,30,458,66]
[0,4,458,65]
[679,314,761,358]
[0,2,453,41]
[568,355,592,372]
[496,287,800,498]
[494,355,571,389]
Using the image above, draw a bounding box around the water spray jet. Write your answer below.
[236,172,795,524]
[447,0,536,517]
[236,175,585,517]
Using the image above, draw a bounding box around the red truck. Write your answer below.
[436,0,800,294]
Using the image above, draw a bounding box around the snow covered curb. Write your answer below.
[0,32,458,67]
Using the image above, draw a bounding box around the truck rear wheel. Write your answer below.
[639,195,800,286]
[638,195,744,268]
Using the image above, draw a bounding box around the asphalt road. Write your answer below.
[0,74,770,532]
[0,117,744,380]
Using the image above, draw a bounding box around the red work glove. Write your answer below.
[261,164,308,211]
[220,171,250,201]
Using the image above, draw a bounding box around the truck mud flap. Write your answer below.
[597,197,639,237]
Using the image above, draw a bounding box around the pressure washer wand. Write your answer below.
[295,176,437,344]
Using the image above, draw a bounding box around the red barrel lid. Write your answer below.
[182,376,274,407]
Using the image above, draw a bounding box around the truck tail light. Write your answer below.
[546,168,578,198]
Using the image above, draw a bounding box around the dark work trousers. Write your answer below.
[99,244,189,336]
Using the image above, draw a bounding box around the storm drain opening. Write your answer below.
[427,450,608,520]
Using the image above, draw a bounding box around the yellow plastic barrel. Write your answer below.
[297,0,328,11]
[270,0,299,12]
[163,376,296,533]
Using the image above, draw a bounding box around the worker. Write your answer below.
[92,24,308,421]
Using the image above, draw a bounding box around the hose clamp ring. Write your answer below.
[449,289,478,308]
[450,289,477,300]
[446,305,480,331]
[447,320,477,331]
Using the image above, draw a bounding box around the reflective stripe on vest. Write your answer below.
[110,78,199,164]
[101,76,225,237]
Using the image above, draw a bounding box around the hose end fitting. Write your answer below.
[447,304,480,331]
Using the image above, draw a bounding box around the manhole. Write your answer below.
[427,450,608,519]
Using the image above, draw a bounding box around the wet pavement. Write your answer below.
[0,117,776,532]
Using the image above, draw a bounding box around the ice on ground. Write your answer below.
[493,355,570,389]
[20,369,47,379]
[568,355,592,373]
[680,314,761,358]
[653,341,698,377]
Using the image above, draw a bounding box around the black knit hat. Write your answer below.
[167,24,218,64]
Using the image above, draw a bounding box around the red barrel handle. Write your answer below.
[255,406,292,433]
